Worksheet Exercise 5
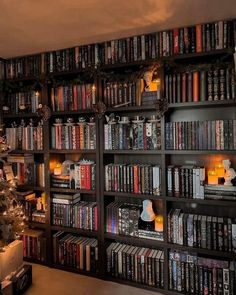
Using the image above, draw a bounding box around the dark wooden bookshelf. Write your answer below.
[23,257,47,266]
[2,19,236,295]
[17,185,45,191]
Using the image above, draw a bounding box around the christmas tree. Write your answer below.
[0,134,26,249]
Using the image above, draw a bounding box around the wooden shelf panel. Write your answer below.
[164,150,236,155]
[104,233,165,248]
[50,187,96,194]
[29,221,46,229]
[49,149,96,154]
[168,99,236,109]
[51,109,95,116]
[50,225,98,237]
[166,197,236,206]
[17,185,45,191]
[167,243,236,259]
[103,150,162,155]
[3,113,39,118]
[104,191,164,200]
[9,149,44,154]
[106,105,156,113]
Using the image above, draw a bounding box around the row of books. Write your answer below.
[6,54,41,79]
[100,20,235,65]
[6,90,42,114]
[7,154,45,187]
[6,120,43,150]
[52,194,98,231]
[50,83,96,111]
[167,165,205,199]
[51,119,96,150]
[165,66,236,103]
[165,119,236,150]
[51,160,96,190]
[106,202,140,236]
[106,242,164,287]
[6,19,236,78]
[21,229,46,262]
[103,80,142,107]
[104,121,161,150]
[169,250,236,294]
[104,164,161,195]
[53,231,98,272]
[168,209,236,252]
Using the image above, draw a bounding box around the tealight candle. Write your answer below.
[155,215,164,232]
[54,163,62,176]
[208,170,218,185]
[215,163,225,178]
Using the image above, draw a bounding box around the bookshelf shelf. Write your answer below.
[106,105,156,113]
[49,149,96,154]
[164,150,236,155]
[3,112,39,118]
[17,185,45,191]
[103,150,162,155]
[104,191,164,200]
[104,233,165,248]
[50,188,96,194]
[166,197,236,206]
[50,225,98,237]
[168,99,236,110]
[51,110,95,116]
[9,149,44,154]
[23,257,47,266]
[167,243,236,260]
[29,221,46,229]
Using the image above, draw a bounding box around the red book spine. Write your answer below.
[58,86,64,111]
[80,165,86,189]
[173,28,179,54]
[73,85,78,111]
[193,71,199,102]
[85,164,91,190]
[133,165,139,193]
[196,24,202,53]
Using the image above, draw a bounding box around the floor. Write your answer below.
[25,263,164,295]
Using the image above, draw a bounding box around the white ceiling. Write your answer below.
[0,0,235,58]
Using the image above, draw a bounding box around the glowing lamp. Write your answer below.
[208,170,218,185]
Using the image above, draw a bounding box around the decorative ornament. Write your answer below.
[36,104,51,121]
[93,101,107,119]
[223,159,236,186]
[155,98,169,118]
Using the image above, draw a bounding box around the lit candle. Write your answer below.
[155,215,164,232]
[208,170,218,185]
[54,163,62,176]
[215,163,225,178]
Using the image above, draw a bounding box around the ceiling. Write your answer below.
[0,0,235,58]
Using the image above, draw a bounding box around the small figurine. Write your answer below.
[139,199,155,230]
[223,159,236,186]
[143,70,158,92]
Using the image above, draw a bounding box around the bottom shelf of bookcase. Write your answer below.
[105,276,170,295]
